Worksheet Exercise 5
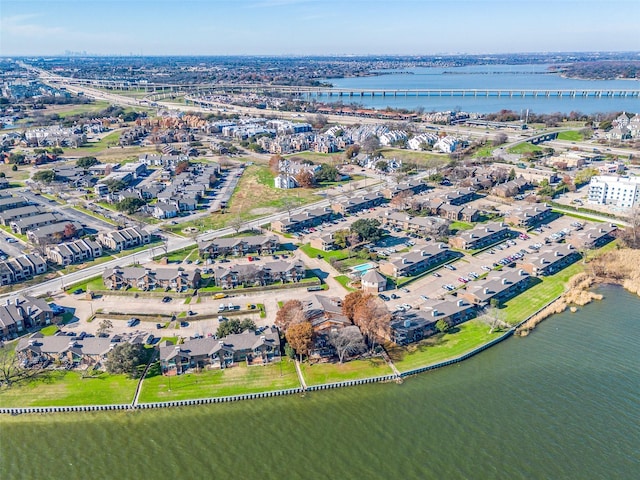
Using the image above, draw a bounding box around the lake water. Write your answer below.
[1,284,639,479]
[321,65,640,114]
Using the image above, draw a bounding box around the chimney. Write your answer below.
[483,288,489,295]
[518,269,525,276]
[431,309,439,317]
[502,278,508,285]
[260,335,266,341]
[555,251,561,257]
[218,341,224,346]
[457,299,464,307]
[403,319,411,328]
[402,258,407,264]
[28,339,36,346]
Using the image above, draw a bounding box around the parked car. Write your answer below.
[156,323,163,329]
[432,272,441,277]
[400,287,410,293]
[378,294,390,301]
[126,318,140,327]
[162,296,172,303]
[445,264,456,271]
[73,288,84,295]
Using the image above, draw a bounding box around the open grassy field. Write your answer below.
[557,130,584,141]
[168,165,322,234]
[67,130,122,155]
[138,360,300,402]
[50,101,111,118]
[507,142,543,154]
[0,370,138,407]
[502,261,584,325]
[473,145,496,158]
[299,244,349,261]
[379,148,449,168]
[300,357,393,385]
[389,320,504,373]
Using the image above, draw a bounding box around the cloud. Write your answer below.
[1,13,66,37]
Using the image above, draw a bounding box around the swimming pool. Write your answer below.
[351,263,375,274]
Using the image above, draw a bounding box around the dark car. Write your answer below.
[126,318,140,327]
[73,288,84,295]
[378,294,390,302]
[156,323,163,329]
[162,296,172,303]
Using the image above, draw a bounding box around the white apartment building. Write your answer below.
[587,175,640,210]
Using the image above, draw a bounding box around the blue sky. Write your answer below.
[1,0,639,56]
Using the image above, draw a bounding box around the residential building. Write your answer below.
[27,221,83,245]
[212,260,305,289]
[46,239,103,266]
[97,227,151,252]
[438,187,476,206]
[382,179,429,200]
[0,296,53,338]
[463,268,531,306]
[0,205,43,226]
[568,223,617,250]
[102,267,201,292]
[331,192,385,215]
[379,243,454,278]
[198,235,279,258]
[11,212,66,234]
[520,244,581,276]
[361,269,387,293]
[449,222,512,250]
[309,233,336,252]
[159,327,281,374]
[152,203,179,219]
[505,204,553,229]
[0,254,47,286]
[271,207,334,233]
[587,175,640,210]
[390,298,476,345]
[0,196,29,213]
[274,174,297,189]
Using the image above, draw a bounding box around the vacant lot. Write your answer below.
[300,357,393,385]
[138,360,300,402]
[0,370,138,407]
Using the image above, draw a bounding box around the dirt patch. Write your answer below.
[250,207,278,215]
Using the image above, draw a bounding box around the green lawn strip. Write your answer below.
[378,148,449,168]
[70,205,117,226]
[0,224,29,243]
[473,145,495,158]
[55,101,111,118]
[502,261,584,325]
[299,243,349,261]
[390,320,505,373]
[68,131,123,155]
[507,142,543,154]
[59,255,115,275]
[138,360,300,402]
[66,275,105,293]
[557,130,584,141]
[299,357,393,385]
[112,240,164,258]
[40,325,60,336]
[0,371,137,408]
[334,275,357,291]
[184,296,192,305]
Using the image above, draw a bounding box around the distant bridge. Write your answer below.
[40,74,640,99]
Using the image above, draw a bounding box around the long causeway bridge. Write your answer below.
[38,72,640,99]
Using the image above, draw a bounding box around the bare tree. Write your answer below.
[229,215,245,235]
[353,295,391,351]
[97,319,113,337]
[329,327,366,363]
[281,196,302,219]
[0,346,44,387]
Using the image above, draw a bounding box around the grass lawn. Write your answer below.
[67,275,106,293]
[0,370,138,407]
[508,142,543,155]
[378,148,449,168]
[163,246,198,263]
[334,275,356,291]
[449,221,474,233]
[299,244,349,261]
[40,325,60,336]
[138,360,300,402]
[67,131,122,155]
[300,357,393,385]
[557,130,584,141]
[168,165,322,234]
[474,145,496,158]
[54,101,111,118]
[71,205,117,226]
[389,320,505,373]
[502,261,584,325]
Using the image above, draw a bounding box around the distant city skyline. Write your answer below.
[2,0,639,56]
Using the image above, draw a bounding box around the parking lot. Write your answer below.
[378,213,581,313]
